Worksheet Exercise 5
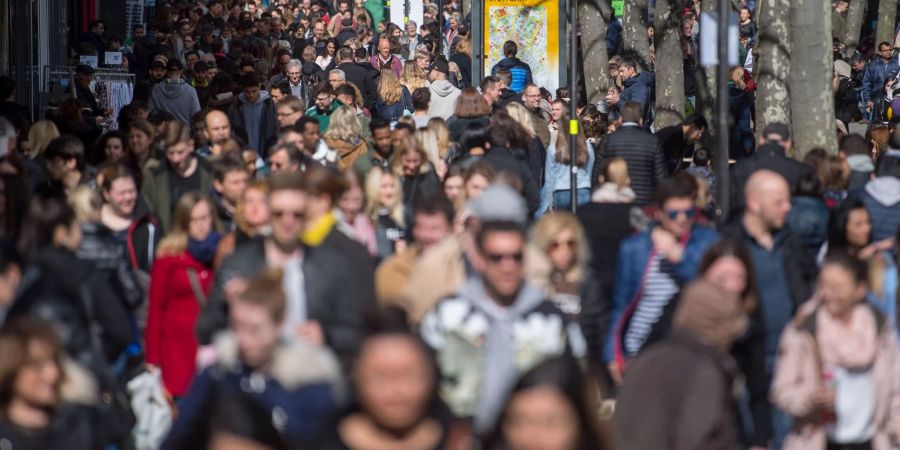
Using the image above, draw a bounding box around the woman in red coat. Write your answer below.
[145,192,221,397]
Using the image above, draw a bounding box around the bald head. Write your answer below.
[745,170,791,231]
[206,110,232,145]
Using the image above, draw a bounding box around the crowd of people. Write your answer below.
[0,0,899,449]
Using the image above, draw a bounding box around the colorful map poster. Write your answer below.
[483,0,560,91]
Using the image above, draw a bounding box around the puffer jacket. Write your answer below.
[594,124,666,206]
[490,57,534,93]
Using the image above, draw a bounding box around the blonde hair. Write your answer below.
[400,60,428,91]
[529,212,590,280]
[67,186,101,223]
[157,192,220,257]
[322,106,362,142]
[377,69,403,105]
[390,136,431,176]
[455,34,471,57]
[414,128,442,167]
[730,67,746,90]
[504,102,536,138]
[364,166,405,226]
[26,121,60,159]
[601,157,630,188]
[426,118,452,159]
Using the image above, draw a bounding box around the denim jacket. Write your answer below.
[603,223,719,363]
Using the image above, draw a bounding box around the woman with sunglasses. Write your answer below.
[529,213,606,363]
[604,174,719,384]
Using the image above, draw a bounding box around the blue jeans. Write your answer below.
[552,188,591,211]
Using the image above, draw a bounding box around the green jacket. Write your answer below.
[305,100,342,132]
[141,157,214,232]
[352,145,391,180]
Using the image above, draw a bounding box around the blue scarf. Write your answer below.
[187,232,221,267]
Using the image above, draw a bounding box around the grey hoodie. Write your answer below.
[427,79,461,121]
[237,90,270,154]
[150,78,201,124]
[862,176,900,241]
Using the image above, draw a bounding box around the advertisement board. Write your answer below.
[483,0,560,91]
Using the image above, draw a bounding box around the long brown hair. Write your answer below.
[554,116,589,167]
[698,238,758,315]
[157,192,220,256]
[0,318,64,409]
[454,87,491,118]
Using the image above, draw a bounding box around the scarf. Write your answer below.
[188,232,221,267]
[302,211,337,246]
[673,280,748,352]
[457,277,546,433]
[816,303,878,369]
[591,182,637,203]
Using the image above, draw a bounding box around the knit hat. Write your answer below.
[673,280,748,351]
[467,184,527,225]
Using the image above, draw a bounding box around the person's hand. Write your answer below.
[608,362,623,385]
[859,238,895,259]
[651,228,683,263]
[867,101,874,112]
[606,88,620,105]
[394,239,408,254]
[296,321,325,345]
[813,387,835,411]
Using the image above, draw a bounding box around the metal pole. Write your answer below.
[569,0,578,213]
[714,0,730,225]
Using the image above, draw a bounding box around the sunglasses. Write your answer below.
[549,239,575,251]
[271,209,305,220]
[665,208,696,220]
[485,251,524,265]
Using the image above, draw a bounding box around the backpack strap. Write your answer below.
[186,268,207,308]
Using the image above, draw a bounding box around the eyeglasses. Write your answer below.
[665,208,696,220]
[316,96,331,102]
[484,251,524,265]
[549,240,576,251]
[271,209,305,220]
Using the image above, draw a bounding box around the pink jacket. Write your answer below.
[770,301,900,450]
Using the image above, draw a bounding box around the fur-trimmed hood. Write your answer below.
[212,332,346,400]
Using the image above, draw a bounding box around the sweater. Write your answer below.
[150,79,201,124]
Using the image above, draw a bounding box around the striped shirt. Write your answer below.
[624,254,679,355]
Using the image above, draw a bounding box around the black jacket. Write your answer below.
[449,53,472,88]
[77,222,144,312]
[594,125,665,205]
[835,77,860,125]
[576,201,636,301]
[655,124,690,175]
[337,62,378,112]
[447,114,490,142]
[728,144,814,215]
[196,238,364,363]
[9,246,133,367]
[482,146,541,215]
[227,94,278,157]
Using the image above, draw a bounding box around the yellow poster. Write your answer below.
[483,0,560,90]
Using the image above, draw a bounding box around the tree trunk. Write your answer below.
[580,0,613,104]
[623,0,653,71]
[876,0,896,46]
[842,0,866,56]
[789,0,837,156]
[695,0,717,151]
[653,0,685,129]
[754,0,792,135]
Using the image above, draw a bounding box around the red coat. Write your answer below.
[145,252,214,396]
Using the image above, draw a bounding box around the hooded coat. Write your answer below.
[150,79,202,125]
[428,79,462,120]
[227,90,278,156]
[857,176,900,242]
